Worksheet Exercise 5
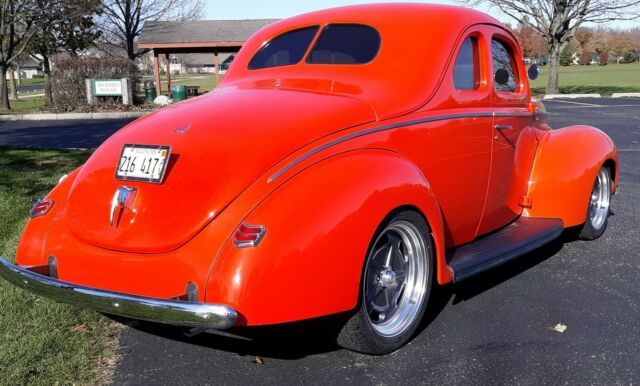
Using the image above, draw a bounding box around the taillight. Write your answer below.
[29,199,54,218]
[233,223,266,248]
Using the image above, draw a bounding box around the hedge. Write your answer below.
[51,58,140,112]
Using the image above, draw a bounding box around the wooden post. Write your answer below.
[153,52,161,97]
[165,53,172,97]
[214,50,220,87]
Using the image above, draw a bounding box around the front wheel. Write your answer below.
[337,210,433,355]
[579,166,612,240]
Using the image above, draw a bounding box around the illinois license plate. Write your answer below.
[116,144,171,183]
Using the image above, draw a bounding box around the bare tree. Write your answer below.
[0,0,39,110]
[98,0,205,60]
[461,0,640,94]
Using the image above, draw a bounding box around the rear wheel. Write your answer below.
[579,166,612,240]
[337,210,433,355]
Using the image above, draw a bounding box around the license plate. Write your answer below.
[115,144,171,183]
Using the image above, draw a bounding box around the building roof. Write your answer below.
[137,19,279,49]
[173,53,235,66]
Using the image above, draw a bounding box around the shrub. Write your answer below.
[580,50,593,65]
[50,57,140,112]
[599,51,609,66]
[31,74,44,79]
[621,52,639,64]
[559,47,574,66]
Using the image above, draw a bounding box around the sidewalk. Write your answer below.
[0,111,151,121]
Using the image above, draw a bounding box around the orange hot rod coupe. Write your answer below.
[0,4,618,354]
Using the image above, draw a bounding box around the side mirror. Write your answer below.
[528,64,539,80]
[495,68,510,85]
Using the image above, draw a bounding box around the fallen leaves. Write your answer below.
[70,324,92,334]
[551,323,567,333]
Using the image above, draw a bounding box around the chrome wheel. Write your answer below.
[588,168,611,231]
[364,220,429,338]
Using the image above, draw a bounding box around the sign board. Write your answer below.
[92,79,123,96]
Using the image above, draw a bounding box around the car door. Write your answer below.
[417,30,494,247]
[476,30,539,236]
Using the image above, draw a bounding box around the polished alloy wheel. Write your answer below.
[364,220,428,338]
[588,167,611,231]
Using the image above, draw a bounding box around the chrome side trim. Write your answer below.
[267,111,533,183]
[0,257,237,330]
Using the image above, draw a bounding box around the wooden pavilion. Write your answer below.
[137,19,278,97]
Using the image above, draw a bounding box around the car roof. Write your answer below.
[222,3,502,119]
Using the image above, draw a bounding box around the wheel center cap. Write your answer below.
[379,269,397,288]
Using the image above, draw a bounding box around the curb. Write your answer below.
[543,94,602,100]
[0,111,151,121]
[611,93,640,98]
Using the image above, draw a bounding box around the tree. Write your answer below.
[461,0,640,94]
[97,0,205,60]
[0,0,39,110]
[512,24,548,59]
[580,49,593,65]
[29,0,102,106]
[559,46,574,66]
[606,31,637,63]
[599,51,609,65]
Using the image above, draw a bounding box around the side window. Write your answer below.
[249,26,319,70]
[453,37,480,90]
[491,39,518,92]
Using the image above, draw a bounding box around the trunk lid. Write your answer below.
[65,88,375,253]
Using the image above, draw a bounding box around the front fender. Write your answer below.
[523,125,618,227]
[204,149,447,326]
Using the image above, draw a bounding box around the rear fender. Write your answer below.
[16,167,82,266]
[204,149,448,326]
[523,125,618,227]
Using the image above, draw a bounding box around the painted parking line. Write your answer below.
[545,104,640,109]
[545,100,602,107]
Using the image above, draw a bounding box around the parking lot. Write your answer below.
[1,98,639,385]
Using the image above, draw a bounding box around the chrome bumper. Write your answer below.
[0,257,237,329]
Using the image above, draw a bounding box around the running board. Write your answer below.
[447,217,564,282]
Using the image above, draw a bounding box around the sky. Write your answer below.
[204,0,637,28]
[205,0,475,20]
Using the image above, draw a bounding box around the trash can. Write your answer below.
[171,85,187,101]
[144,80,156,102]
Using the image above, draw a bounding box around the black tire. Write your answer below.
[579,166,612,240]
[337,210,434,355]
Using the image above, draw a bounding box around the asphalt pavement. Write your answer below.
[17,85,45,93]
[0,118,133,148]
[1,98,639,385]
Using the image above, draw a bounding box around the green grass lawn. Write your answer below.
[18,78,45,87]
[530,61,640,96]
[0,148,120,385]
[1,96,45,114]
[142,73,222,95]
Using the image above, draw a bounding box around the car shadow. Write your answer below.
[112,312,349,360]
[114,234,570,360]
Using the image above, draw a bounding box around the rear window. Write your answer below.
[249,26,319,70]
[307,24,381,65]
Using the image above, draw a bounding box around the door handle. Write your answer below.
[495,124,513,130]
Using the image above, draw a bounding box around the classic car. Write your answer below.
[0,3,618,355]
